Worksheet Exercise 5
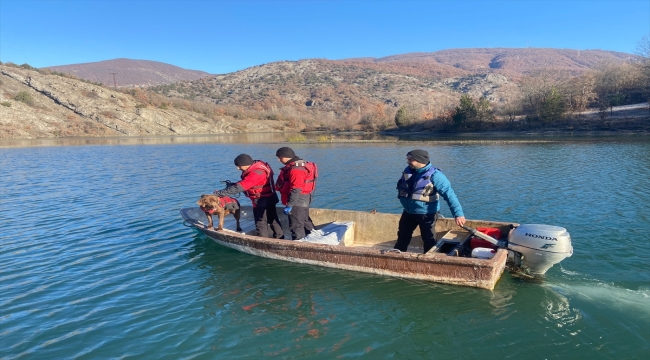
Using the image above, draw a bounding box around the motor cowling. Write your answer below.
[507,224,573,275]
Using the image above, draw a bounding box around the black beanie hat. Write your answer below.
[407,149,429,164]
[275,147,296,158]
[234,154,254,166]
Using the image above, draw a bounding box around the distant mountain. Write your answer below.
[341,48,636,77]
[45,49,635,90]
[45,58,211,87]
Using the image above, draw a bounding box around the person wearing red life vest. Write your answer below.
[214,154,284,239]
[275,147,317,240]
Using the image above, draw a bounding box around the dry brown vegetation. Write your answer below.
[149,59,507,131]
[147,48,648,132]
[2,46,648,139]
[367,48,635,77]
[0,64,290,139]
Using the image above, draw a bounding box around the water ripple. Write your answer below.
[0,138,648,359]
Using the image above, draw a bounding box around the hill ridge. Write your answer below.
[45,58,211,88]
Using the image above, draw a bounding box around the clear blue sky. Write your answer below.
[1,0,648,74]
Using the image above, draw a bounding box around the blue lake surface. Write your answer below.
[1,134,649,359]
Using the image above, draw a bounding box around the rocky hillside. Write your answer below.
[0,65,289,139]
[45,58,211,88]
[2,48,640,139]
[152,48,634,110]
[146,48,636,130]
[150,59,516,118]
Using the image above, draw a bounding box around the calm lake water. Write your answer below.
[1,134,649,359]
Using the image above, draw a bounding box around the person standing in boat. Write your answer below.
[394,149,466,253]
[275,147,318,240]
[214,154,284,239]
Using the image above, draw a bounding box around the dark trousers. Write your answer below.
[394,211,439,253]
[288,206,315,240]
[253,198,284,239]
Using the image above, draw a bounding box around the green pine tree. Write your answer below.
[540,87,565,123]
[452,94,477,127]
[395,105,411,128]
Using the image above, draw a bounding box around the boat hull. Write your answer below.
[181,207,511,290]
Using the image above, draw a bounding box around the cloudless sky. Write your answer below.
[1,0,648,74]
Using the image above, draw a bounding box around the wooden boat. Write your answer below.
[181,206,517,290]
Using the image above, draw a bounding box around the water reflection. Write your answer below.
[0,132,399,148]
[4,132,645,149]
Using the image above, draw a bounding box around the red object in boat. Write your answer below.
[469,227,503,249]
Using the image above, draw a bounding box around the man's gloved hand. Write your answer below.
[283,207,292,215]
[213,190,225,197]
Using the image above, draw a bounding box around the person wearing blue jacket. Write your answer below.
[394,149,466,253]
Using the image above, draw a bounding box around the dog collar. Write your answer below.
[200,206,216,215]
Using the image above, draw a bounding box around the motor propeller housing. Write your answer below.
[507,224,573,275]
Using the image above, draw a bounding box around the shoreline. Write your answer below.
[4,124,650,140]
[2,129,648,148]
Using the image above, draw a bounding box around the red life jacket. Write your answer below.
[218,196,239,209]
[200,196,239,214]
[240,161,275,200]
[276,160,318,195]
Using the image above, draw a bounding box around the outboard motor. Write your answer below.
[507,224,573,275]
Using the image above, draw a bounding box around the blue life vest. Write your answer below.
[397,165,440,203]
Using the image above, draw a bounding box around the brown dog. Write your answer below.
[197,194,242,232]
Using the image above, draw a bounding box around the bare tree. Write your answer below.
[500,96,523,124]
[635,35,650,113]
[595,63,624,95]
[561,71,596,112]
[520,70,561,120]
[636,34,650,63]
